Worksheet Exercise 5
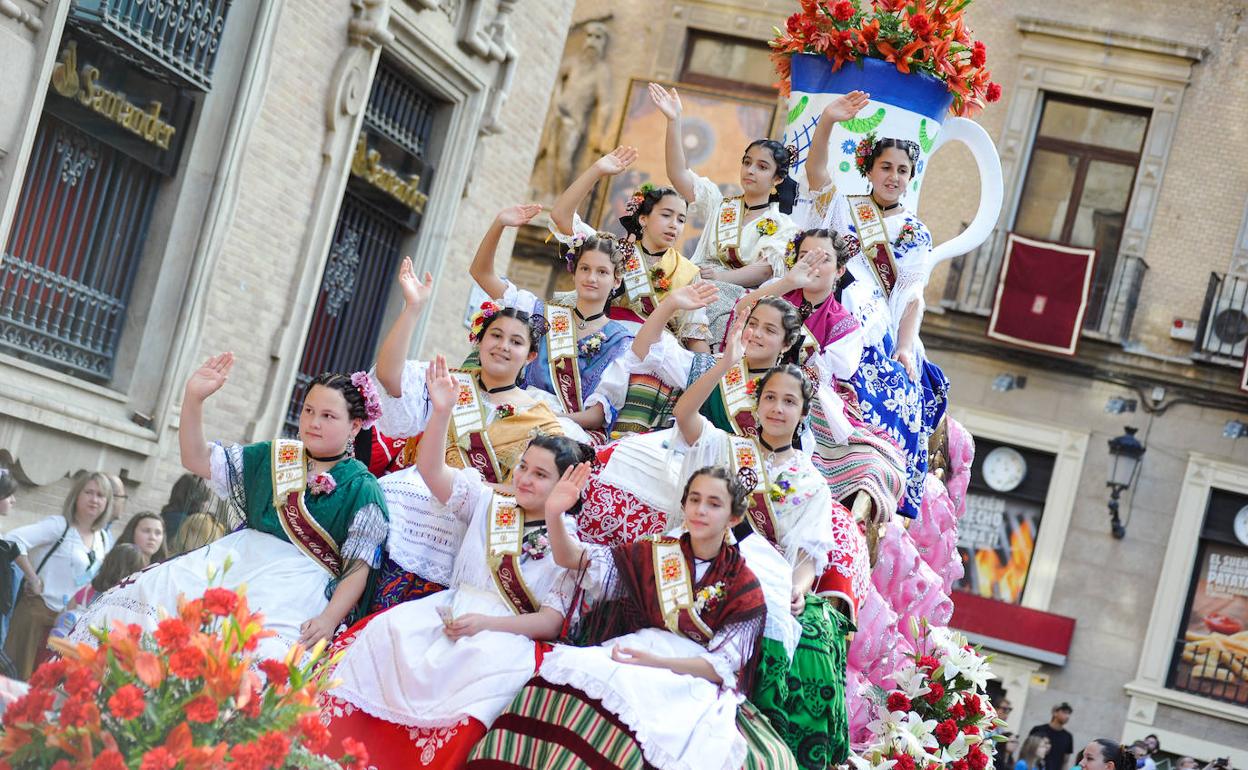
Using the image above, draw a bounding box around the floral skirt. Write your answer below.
[368,555,446,613]
[752,597,852,770]
[849,345,931,518]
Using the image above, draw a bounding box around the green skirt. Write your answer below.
[751,596,853,770]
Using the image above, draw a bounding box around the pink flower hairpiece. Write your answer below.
[468,300,503,344]
[350,371,383,429]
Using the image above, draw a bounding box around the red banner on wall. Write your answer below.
[986,234,1097,356]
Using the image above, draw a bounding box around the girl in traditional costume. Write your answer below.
[649,82,801,344]
[750,229,907,524]
[548,146,711,352]
[321,356,591,770]
[469,465,780,770]
[69,356,390,660]
[801,95,949,518]
[673,337,864,768]
[368,265,582,609]
[469,202,633,433]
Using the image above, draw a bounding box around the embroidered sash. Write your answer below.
[545,305,584,414]
[715,196,746,269]
[652,538,714,644]
[449,372,504,483]
[485,493,542,615]
[270,439,342,575]
[846,194,899,297]
[718,361,759,437]
[727,436,781,551]
[621,252,659,316]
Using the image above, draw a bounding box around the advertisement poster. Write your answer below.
[953,492,1043,604]
[1172,542,1248,705]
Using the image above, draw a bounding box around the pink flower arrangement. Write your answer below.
[308,472,337,496]
[349,371,382,429]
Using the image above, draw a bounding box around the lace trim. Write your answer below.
[340,503,388,569]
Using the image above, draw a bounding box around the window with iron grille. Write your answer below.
[1166,488,1248,706]
[1013,94,1150,331]
[0,114,160,382]
[284,60,441,436]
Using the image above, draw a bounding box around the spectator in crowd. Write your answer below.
[1143,736,1161,762]
[1017,736,1052,770]
[1078,740,1137,770]
[1176,759,1198,770]
[0,470,14,517]
[3,472,112,678]
[1029,702,1076,770]
[0,469,18,655]
[167,511,225,557]
[48,543,150,648]
[105,474,128,532]
[995,733,1020,770]
[117,511,168,563]
[1131,741,1157,770]
[159,473,212,543]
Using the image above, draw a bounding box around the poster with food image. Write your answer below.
[952,492,1042,605]
[1172,542,1248,705]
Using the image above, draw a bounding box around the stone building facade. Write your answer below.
[506,0,1248,762]
[0,1,573,517]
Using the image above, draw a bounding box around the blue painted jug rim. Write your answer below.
[790,53,954,123]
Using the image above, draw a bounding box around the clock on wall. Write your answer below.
[1234,505,1248,547]
[982,446,1028,493]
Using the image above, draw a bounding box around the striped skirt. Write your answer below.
[466,677,797,770]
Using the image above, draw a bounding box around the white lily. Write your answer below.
[894,711,939,756]
[939,732,973,762]
[850,751,898,770]
[893,664,932,700]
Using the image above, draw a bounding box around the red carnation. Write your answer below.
[140,748,178,770]
[925,682,946,703]
[949,702,967,720]
[299,712,332,754]
[969,747,990,770]
[893,753,917,770]
[935,718,959,745]
[229,744,265,770]
[107,684,146,720]
[970,41,987,68]
[786,13,803,34]
[169,646,206,679]
[51,762,70,770]
[259,732,291,767]
[27,660,67,689]
[59,695,99,727]
[66,668,101,698]
[886,692,913,713]
[258,658,290,687]
[953,761,971,770]
[964,724,981,735]
[186,694,219,723]
[965,693,983,715]
[833,1,855,21]
[917,655,941,671]
[154,618,191,650]
[986,83,1002,102]
[341,737,370,770]
[92,751,128,770]
[908,13,932,37]
[202,587,239,616]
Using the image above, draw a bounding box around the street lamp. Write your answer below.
[1106,426,1146,539]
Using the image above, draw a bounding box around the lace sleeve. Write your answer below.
[686,174,725,228]
[779,482,835,575]
[675,305,711,343]
[578,541,621,601]
[443,466,488,525]
[340,503,388,568]
[207,442,244,502]
[371,361,432,438]
[703,612,765,693]
[548,211,596,244]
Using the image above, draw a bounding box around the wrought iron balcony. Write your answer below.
[940,228,1149,346]
[1193,272,1248,364]
[68,0,234,92]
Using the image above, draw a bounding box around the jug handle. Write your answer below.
[927,117,1004,265]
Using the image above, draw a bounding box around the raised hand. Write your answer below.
[723,314,747,363]
[821,90,870,124]
[427,355,459,414]
[184,352,234,403]
[497,203,543,228]
[663,282,719,312]
[594,146,639,177]
[545,462,593,519]
[647,82,683,121]
[788,248,833,289]
[397,257,434,309]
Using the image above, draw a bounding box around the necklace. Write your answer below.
[573,307,606,330]
[874,199,902,212]
[744,201,770,212]
[307,450,347,463]
[759,435,792,464]
[638,244,666,258]
[747,366,771,375]
[480,380,519,395]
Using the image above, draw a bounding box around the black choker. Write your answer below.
[759,436,792,455]
[308,450,347,463]
[744,201,771,211]
[878,201,902,212]
[638,244,666,258]
[799,293,829,320]
[481,380,519,394]
[574,307,606,330]
[747,366,771,375]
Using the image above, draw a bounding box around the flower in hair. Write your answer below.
[736,466,759,492]
[350,371,383,429]
[854,131,878,178]
[468,300,503,344]
[785,143,799,170]
[784,238,798,269]
[528,313,550,339]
